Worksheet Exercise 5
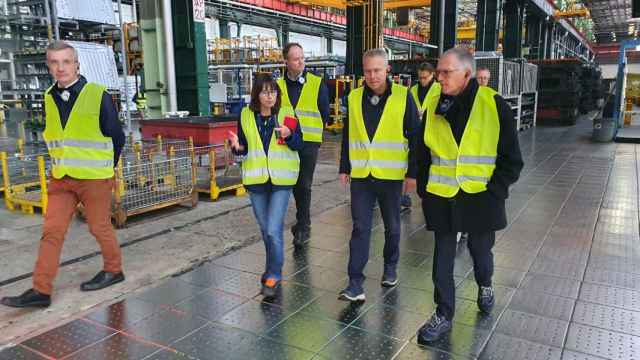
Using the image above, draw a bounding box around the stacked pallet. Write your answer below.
[534,59,583,125]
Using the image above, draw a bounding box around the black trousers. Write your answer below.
[432,231,495,320]
[292,143,320,232]
[348,178,403,286]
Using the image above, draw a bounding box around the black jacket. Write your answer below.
[339,80,419,180]
[416,79,523,233]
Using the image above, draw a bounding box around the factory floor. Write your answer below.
[1,113,640,359]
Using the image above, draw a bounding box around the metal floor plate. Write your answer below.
[495,309,569,348]
[318,326,405,360]
[578,282,640,312]
[507,290,576,321]
[478,333,562,360]
[572,301,640,337]
[565,323,640,360]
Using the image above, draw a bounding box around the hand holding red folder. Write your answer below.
[276,116,298,144]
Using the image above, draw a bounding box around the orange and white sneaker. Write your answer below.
[261,278,280,299]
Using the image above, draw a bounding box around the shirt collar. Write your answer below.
[49,75,87,95]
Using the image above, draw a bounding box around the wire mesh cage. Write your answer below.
[474,52,522,96]
[520,63,538,93]
[193,142,245,201]
[0,151,49,214]
[113,137,197,227]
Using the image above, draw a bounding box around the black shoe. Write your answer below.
[338,282,365,302]
[381,265,399,287]
[81,271,125,292]
[261,278,281,299]
[477,286,495,314]
[293,229,310,248]
[400,194,412,208]
[1,289,51,308]
[417,313,452,344]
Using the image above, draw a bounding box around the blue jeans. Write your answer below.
[249,189,291,281]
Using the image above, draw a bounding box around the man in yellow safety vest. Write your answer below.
[2,41,125,308]
[415,48,523,342]
[276,43,330,248]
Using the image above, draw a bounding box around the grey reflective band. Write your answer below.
[269,151,299,160]
[52,158,113,168]
[458,175,491,182]
[458,155,496,164]
[300,125,323,134]
[350,142,407,150]
[429,174,459,186]
[351,159,407,169]
[47,140,113,150]
[295,110,322,118]
[243,168,269,178]
[431,155,457,166]
[269,169,299,179]
[246,150,267,159]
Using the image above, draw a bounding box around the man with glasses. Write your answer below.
[476,66,491,87]
[2,41,125,308]
[276,43,330,248]
[415,48,523,342]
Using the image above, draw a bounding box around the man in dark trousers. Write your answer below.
[338,49,419,302]
[2,41,125,308]
[276,43,330,248]
[416,48,523,342]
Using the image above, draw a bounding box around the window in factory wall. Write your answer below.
[239,24,278,39]
[289,32,325,57]
[332,40,346,57]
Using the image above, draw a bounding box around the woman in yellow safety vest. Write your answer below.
[228,73,303,299]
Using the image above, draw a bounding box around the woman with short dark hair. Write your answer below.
[229,73,303,299]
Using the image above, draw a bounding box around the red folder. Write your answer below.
[278,116,298,144]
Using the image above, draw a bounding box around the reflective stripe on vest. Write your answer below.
[240,106,300,186]
[424,85,500,198]
[277,73,323,142]
[348,83,409,180]
[43,82,115,180]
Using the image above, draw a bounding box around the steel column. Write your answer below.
[475,0,501,52]
[429,0,456,55]
[503,0,523,59]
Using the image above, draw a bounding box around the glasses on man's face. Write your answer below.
[436,68,462,79]
[260,89,278,97]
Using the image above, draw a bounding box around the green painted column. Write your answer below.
[172,0,210,116]
[139,0,168,118]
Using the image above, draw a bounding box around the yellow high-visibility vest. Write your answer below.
[410,81,441,116]
[277,72,323,142]
[348,83,409,180]
[240,106,300,186]
[43,82,115,180]
[424,85,500,197]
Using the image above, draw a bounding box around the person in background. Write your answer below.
[415,48,523,342]
[403,62,440,209]
[277,43,330,248]
[476,66,491,87]
[338,49,419,302]
[229,73,303,299]
[2,41,126,308]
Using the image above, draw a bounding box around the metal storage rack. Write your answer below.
[474,52,522,97]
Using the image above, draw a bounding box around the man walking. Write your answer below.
[2,41,126,308]
[276,43,330,248]
[338,49,419,302]
[415,48,523,342]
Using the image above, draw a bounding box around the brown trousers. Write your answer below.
[33,176,122,295]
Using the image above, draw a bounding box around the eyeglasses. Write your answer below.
[436,68,462,78]
[260,90,278,96]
